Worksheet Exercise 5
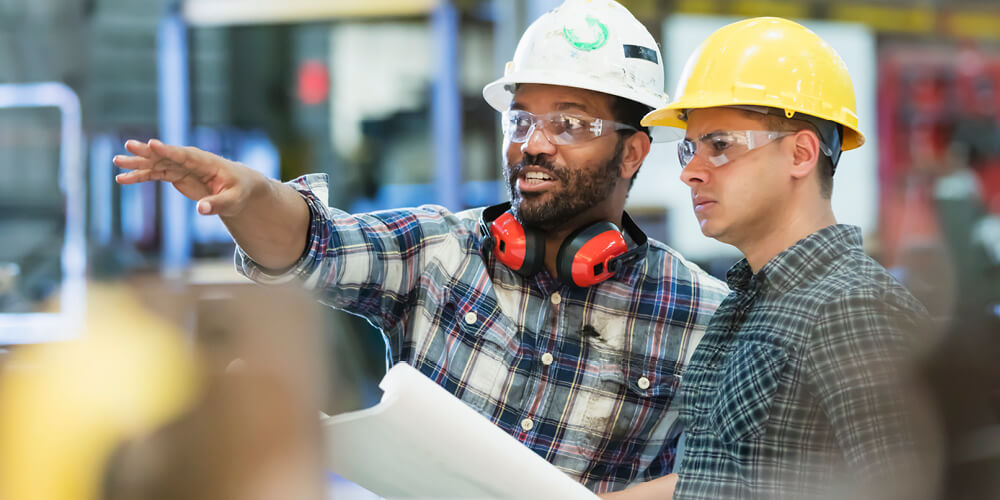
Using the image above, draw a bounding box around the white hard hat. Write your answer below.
[483,0,670,116]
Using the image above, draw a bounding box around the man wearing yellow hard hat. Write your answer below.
[606,17,942,500]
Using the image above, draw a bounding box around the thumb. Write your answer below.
[197,189,242,216]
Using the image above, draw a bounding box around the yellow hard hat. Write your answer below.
[642,17,865,151]
[0,286,200,500]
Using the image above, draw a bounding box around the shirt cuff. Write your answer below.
[234,174,330,284]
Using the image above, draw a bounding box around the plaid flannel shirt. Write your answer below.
[237,174,728,493]
[675,224,933,499]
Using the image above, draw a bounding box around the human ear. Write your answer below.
[789,129,820,180]
[619,132,651,180]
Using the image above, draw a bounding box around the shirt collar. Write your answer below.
[613,230,646,287]
[725,259,755,292]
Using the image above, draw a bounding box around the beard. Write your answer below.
[503,138,625,231]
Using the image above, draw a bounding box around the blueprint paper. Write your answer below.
[324,362,600,499]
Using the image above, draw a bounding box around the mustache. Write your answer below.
[508,154,564,181]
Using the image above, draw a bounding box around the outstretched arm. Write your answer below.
[114,139,310,270]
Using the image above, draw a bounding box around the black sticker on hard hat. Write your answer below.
[624,45,658,64]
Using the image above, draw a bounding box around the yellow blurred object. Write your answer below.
[642,17,865,151]
[0,286,201,500]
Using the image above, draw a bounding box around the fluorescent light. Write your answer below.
[183,0,441,26]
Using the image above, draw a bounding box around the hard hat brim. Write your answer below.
[641,105,686,129]
[483,70,669,116]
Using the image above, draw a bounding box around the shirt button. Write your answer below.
[464,311,478,325]
[541,353,554,366]
[637,376,651,390]
[521,418,534,431]
[550,292,561,305]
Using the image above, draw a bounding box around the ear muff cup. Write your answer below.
[490,212,545,276]
[556,222,629,288]
[480,204,545,277]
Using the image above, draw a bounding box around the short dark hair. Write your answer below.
[610,96,653,138]
[741,110,835,199]
[609,96,653,190]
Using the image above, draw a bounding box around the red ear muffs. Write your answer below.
[480,203,647,287]
[556,222,628,288]
[555,211,648,287]
[490,212,545,275]
[480,203,544,277]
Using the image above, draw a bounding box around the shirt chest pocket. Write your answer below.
[589,356,679,443]
[426,287,516,415]
[710,342,789,443]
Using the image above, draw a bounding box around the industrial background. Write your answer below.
[0,0,998,498]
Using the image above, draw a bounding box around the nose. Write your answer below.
[521,123,557,156]
[679,155,710,187]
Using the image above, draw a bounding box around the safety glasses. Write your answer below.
[502,109,638,146]
[678,130,793,168]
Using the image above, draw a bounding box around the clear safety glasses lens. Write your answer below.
[502,110,637,145]
[677,130,793,168]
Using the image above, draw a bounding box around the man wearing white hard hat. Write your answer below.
[114,0,727,492]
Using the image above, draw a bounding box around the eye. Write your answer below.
[706,135,735,154]
[558,114,586,131]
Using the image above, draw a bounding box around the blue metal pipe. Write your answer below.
[431,1,462,211]
[157,12,193,273]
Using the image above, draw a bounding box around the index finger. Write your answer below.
[147,139,198,168]
[123,139,154,158]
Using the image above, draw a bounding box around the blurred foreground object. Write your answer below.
[0,282,328,500]
[0,286,200,500]
[103,282,328,500]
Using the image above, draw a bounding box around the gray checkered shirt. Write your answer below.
[675,224,935,499]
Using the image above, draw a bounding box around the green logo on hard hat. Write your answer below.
[563,16,608,51]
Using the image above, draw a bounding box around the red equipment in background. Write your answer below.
[878,43,1000,268]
